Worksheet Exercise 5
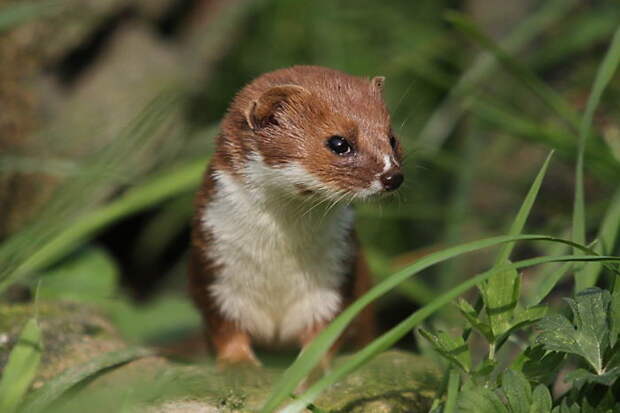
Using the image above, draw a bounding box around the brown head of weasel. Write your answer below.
[214,65,404,200]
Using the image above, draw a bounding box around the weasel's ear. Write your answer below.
[370,76,385,94]
[245,84,310,130]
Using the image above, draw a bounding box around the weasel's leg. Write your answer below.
[209,316,260,368]
[347,248,377,347]
[188,247,259,367]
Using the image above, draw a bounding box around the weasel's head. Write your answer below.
[223,66,404,203]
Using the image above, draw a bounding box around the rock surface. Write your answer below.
[0,0,248,238]
[1,301,440,412]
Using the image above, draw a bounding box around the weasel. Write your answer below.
[189,65,404,366]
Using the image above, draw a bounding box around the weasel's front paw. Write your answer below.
[216,345,261,370]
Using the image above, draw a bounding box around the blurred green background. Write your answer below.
[1,0,619,353]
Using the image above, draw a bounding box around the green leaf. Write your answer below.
[0,318,43,413]
[518,345,565,384]
[262,234,552,413]
[574,27,620,292]
[577,187,620,289]
[482,263,520,338]
[473,358,498,379]
[502,369,532,413]
[494,151,555,265]
[457,298,493,341]
[508,305,548,333]
[275,254,620,413]
[605,341,620,370]
[21,347,153,413]
[419,329,471,372]
[35,247,118,302]
[610,274,620,347]
[564,367,620,387]
[557,399,580,413]
[481,264,546,345]
[536,288,612,374]
[458,381,508,413]
[536,314,583,353]
[465,152,553,343]
[566,289,611,357]
[530,384,553,413]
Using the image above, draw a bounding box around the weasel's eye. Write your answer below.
[389,136,397,150]
[326,136,353,155]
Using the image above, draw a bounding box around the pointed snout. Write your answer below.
[380,168,404,191]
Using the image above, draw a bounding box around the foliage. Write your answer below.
[0,319,42,413]
[21,347,153,413]
[422,286,620,413]
[1,0,620,412]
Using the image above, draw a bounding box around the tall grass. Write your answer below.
[1,0,620,411]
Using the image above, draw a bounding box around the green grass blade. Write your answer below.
[0,156,78,176]
[0,0,65,32]
[577,186,620,289]
[389,278,437,305]
[598,188,620,255]
[529,8,620,69]
[495,151,554,265]
[21,347,153,413]
[438,128,481,289]
[260,234,600,412]
[0,318,42,413]
[528,262,572,307]
[418,0,577,151]
[0,92,192,292]
[281,254,620,413]
[0,158,207,293]
[463,152,553,341]
[446,12,579,132]
[574,26,620,292]
[472,98,620,182]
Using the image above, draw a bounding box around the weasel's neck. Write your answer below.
[211,166,353,239]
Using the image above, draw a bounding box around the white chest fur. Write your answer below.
[200,164,355,343]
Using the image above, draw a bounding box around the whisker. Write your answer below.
[323,190,349,219]
[393,79,416,116]
[398,110,415,131]
[302,192,332,218]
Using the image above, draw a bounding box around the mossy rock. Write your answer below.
[0,301,123,377]
[63,351,439,413]
[2,301,439,412]
[318,351,440,412]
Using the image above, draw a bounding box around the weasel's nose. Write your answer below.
[380,170,404,191]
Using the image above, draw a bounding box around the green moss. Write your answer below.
[141,351,439,412]
[315,351,440,413]
[2,301,439,412]
[0,301,120,373]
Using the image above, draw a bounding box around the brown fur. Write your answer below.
[189,65,400,366]
[215,65,402,189]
